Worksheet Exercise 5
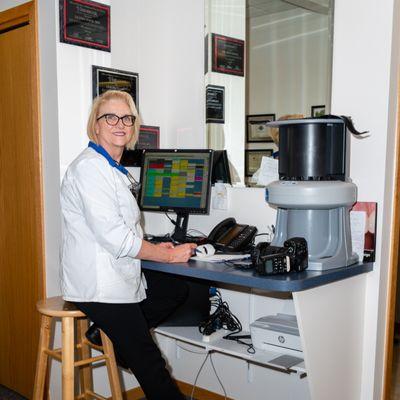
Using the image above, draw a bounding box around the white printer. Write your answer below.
[250,313,302,354]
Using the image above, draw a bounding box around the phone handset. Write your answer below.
[208,217,257,252]
[208,218,237,243]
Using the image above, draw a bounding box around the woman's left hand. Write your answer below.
[157,242,175,249]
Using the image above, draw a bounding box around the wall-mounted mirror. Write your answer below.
[205,0,334,186]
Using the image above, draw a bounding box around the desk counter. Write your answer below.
[141,259,373,292]
[143,259,373,399]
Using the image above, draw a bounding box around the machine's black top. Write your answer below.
[268,118,349,181]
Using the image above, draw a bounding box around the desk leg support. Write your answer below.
[293,274,366,400]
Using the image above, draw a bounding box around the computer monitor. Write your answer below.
[120,149,144,167]
[138,149,213,242]
[211,150,232,185]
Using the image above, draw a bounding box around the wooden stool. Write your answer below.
[33,296,123,400]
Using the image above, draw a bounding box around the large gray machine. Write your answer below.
[266,117,361,271]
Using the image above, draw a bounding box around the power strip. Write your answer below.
[202,329,227,343]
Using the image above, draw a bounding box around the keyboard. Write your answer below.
[144,234,208,245]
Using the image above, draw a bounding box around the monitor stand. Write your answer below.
[171,212,189,243]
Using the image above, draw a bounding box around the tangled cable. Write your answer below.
[198,289,241,335]
[198,289,255,354]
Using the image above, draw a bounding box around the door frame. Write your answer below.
[383,75,400,399]
[0,0,45,394]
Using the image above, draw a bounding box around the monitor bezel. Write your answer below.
[138,149,214,216]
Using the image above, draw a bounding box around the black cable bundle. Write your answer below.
[198,289,255,353]
[198,289,241,335]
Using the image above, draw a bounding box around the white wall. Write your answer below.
[331,0,398,399]
[112,0,205,150]
[57,2,111,177]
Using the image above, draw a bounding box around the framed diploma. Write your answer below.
[92,65,139,108]
[311,105,326,117]
[137,125,160,149]
[212,33,245,76]
[246,114,276,143]
[206,85,225,124]
[59,0,111,52]
[245,149,273,177]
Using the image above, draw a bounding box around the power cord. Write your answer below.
[223,333,255,354]
[209,353,227,400]
[165,212,177,227]
[190,352,209,400]
[189,351,227,400]
[198,289,256,354]
[199,289,242,336]
[186,228,208,239]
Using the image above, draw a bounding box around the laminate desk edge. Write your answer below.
[141,260,373,292]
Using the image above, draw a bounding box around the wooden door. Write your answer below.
[0,2,45,398]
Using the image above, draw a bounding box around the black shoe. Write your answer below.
[85,324,102,346]
[85,324,129,370]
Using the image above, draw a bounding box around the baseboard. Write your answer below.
[113,380,233,400]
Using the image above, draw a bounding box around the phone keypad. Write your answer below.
[228,226,257,250]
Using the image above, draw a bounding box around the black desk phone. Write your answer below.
[208,218,257,252]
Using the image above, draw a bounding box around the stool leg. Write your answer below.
[77,318,94,398]
[100,330,123,400]
[62,316,75,400]
[33,315,52,400]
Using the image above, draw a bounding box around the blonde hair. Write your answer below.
[270,114,304,145]
[87,90,141,150]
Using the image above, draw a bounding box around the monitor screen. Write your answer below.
[138,149,213,215]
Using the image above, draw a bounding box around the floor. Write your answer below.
[393,335,400,399]
[0,385,27,400]
[0,385,195,400]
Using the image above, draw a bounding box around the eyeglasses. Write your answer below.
[97,113,136,127]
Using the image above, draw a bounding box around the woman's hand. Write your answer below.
[167,243,197,263]
[157,242,175,249]
[138,240,197,263]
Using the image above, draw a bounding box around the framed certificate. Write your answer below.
[92,66,139,108]
[245,149,273,177]
[311,105,326,117]
[246,114,276,143]
[206,85,224,124]
[137,125,160,149]
[59,0,111,52]
[212,33,245,76]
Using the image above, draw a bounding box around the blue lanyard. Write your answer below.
[88,141,141,198]
[88,141,129,175]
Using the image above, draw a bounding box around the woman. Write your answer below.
[60,90,196,399]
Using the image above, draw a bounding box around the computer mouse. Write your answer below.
[195,244,216,257]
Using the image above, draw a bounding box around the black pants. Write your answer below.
[74,270,188,400]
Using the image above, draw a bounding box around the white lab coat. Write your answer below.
[60,147,146,303]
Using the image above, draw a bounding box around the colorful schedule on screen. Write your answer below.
[139,150,212,213]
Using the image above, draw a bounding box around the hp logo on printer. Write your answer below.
[278,335,285,344]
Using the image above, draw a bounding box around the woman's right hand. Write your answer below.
[137,240,197,264]
[166,243,197,263]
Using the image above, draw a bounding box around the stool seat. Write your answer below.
[36,296,85,318]
[33,296,123,400]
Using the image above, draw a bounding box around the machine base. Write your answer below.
[307,253,359,271]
